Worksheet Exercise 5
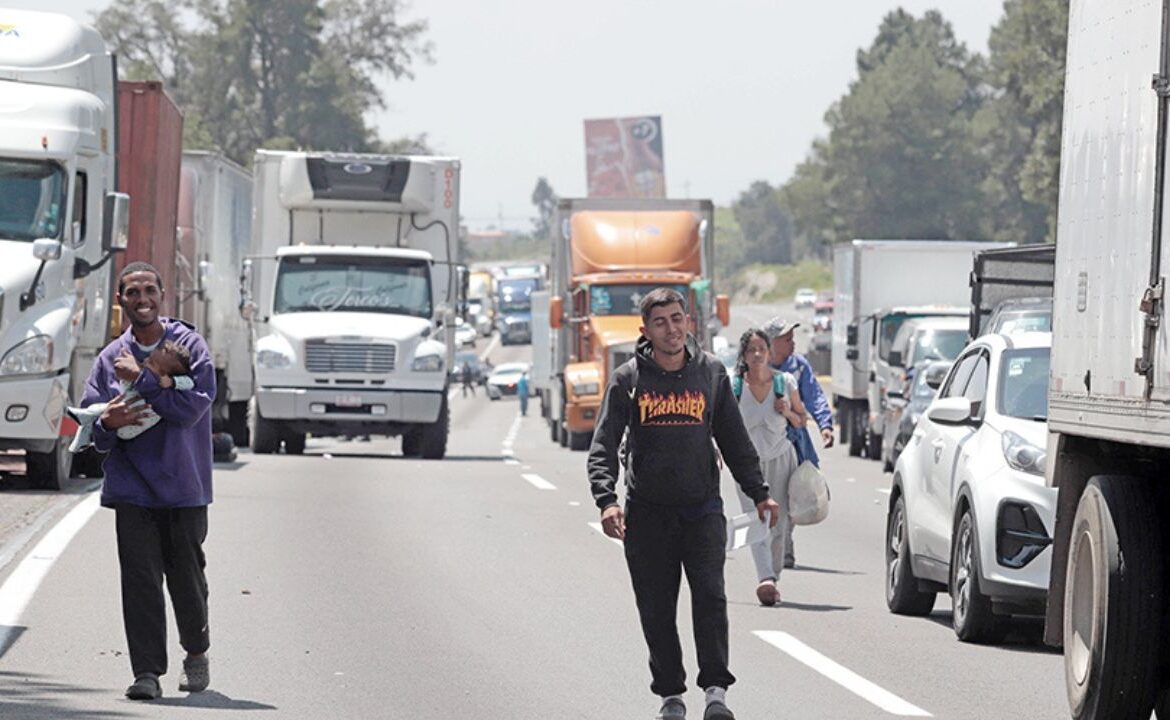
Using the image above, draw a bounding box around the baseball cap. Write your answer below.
[762,316,800,340]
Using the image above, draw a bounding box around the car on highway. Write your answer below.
[985,297,1052,335]
[885,332,1055,644]
[438,317,478,348]
[879,360,951,472]
[450,351,490,386]
[794,287,817,309]
[486,362,535,400]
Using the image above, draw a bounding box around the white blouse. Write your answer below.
[737,373,799,461]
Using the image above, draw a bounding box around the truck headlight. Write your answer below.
[256,349,293,369]
[412,354,444,372]
[1002,430,1047,476]
[572,382,600,396]
[0,335,53,376]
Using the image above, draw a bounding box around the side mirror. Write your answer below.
[926,397,975,425]
[889,350,903,368]
[102,192,130,252]
[549,296,564,330]
[925,375,944,391]
[32,238,63,262]
[846,348,859,361]
[716,294,731,328]
[846,323,858,347]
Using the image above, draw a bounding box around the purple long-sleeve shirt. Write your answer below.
[81,319,215,508]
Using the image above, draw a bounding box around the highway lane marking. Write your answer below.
[587,522,623,547]
[522,473,556,490]
[479,334,500,362]
[753,631,932,717]
[504,459,520,465]
[877,488,891,495]
[0,493,101,656]
[500,414,522,456]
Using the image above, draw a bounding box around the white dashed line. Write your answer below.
[753,631,932,717]
[588,522,623,547]
[522,473,556,491]
[877,488,891,495]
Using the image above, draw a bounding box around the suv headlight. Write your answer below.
[1002,430,1047,476]
[0,335,53,375]
[412,354,444,372]
[256,348,293,370]
[572,381,600,396]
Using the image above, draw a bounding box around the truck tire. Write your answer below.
[886,494,936,616]
[227,401,250,448]
[847,407,865,457]
[951,508,1005,643]
[418,395,449,459]
[401,430,421,458]
[284,431,306,455]
[1063,476,1166,720]
[26,437,72,491]
[249,398,281,455]
[569,430,591,452]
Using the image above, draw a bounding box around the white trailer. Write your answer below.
[1045,2,1170,717]
[831,240,1010,457]
[177,151,254,446]
[0,10,129,488]
[242,150,461,458]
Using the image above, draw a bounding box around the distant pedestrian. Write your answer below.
[80,262,215,701]
[517,371,529,416]
[764,316,834,568]
[461,362,476,397]
[731,328,808,605]
[589,287,780,720]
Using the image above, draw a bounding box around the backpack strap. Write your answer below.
[772,371,787,398]
[732,374,743,399]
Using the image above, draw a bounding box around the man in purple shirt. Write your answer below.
[81,262,215,700]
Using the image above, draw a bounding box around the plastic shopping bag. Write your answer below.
[788,460,830,525]
[725,512,771,552]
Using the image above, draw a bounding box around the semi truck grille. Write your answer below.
[304,341,396,373]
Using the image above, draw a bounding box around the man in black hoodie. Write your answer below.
[588,288,780,720]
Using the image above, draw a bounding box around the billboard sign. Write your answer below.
[584,116,665,198]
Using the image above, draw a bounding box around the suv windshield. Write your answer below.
[0,160,66,241]
[590,284,686,316]
[273,255,432,318]
[498,278,538,312]
[997,347,1050,420]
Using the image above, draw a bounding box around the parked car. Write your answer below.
[794,287,817,309]
[879,360,952,472]
[885,332,1054,643]
[451,352,490,386]
[486,362,534,400]
[985,297,1052,335]
[812,300,834,333]
[437,317,477,348]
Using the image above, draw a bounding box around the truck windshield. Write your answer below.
[909,329,969,364]
[590,284,687,316]
[498,278,538,312]
[879,313,954,361]
[0,160,66,242]
[997,347,1050,420]
[273,255,432,318]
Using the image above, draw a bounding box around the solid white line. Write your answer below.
[753,631,932,717]
[521,473,556,490]
[0,494,101,653]
[504,459,520,466]
[447,387,458,402]
[479,334,500,362]
[588,522,623,547]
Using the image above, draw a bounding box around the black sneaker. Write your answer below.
[657,697,686,719]
[125,673,161,700]
[703,700,735,720]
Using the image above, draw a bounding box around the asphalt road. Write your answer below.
[0,306,1071,719]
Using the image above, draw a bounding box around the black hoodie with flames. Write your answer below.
[588,334,769,511]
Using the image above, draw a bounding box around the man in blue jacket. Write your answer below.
[81,262,215,701]
[764,317,834,568]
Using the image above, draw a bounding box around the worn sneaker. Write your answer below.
[125,673,161,700]
[178,654,209,692]
[703,700,735,720]
[783,556,796,569]
[656,696,686,719]
[756,580,780,606]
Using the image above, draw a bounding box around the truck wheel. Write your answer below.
[569,431,591,452]
[847,408,864,457]
[549,420,558,443]
[26,437,72,491]
[284,431,306,455]
[886,494,935,615]
[838,403,851,445]
[419,395,449,459]
[951,508,1005,643]
[1064,476,1166,720]
[249,398,281,455]
[227,401,250,448]
[401,430,421,458]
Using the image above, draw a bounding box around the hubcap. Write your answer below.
[954,520,973,624]
[887,505,905,599]
[1067,524,1097,687]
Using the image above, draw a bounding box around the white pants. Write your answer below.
[737,443,798,582]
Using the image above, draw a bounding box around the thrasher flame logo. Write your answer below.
[638,390,706,426]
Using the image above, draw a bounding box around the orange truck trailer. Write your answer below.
[538,198,728,451]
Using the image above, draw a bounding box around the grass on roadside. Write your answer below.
[730,260,832,304]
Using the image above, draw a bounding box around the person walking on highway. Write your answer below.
[517,371,530,416]
[461,362,476,397]
[589,287,781,720]
[80,261,216,701]
[731,328,808,606]
[764,317,834,568]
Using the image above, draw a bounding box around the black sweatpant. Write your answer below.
[114,504,210,679]
[623,500,734,697]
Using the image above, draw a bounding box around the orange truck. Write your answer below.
[538,198,728,450]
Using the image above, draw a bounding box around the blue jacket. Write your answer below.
[773,353,831,468]
[82,319,215,508]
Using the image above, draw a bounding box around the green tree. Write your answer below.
[733,181,796,266]
[530,177,558,241]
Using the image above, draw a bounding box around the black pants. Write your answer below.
[115,505,210,678]
[623,501,734,697]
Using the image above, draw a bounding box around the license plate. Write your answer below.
[335,394,363,408]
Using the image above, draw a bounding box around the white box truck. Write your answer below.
[0,10,129,488]
[177,151,253,446]
[241,150,461,459]
[1045,2,1170,717]
[832,240,1009,457]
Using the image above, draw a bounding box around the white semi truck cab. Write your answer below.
[243,150,460,459]
[0,10,129,488]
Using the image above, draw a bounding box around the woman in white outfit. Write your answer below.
[734,328,807,606]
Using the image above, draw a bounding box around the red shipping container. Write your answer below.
[115,81,183,319]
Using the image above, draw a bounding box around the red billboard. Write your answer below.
[584,116,665,198]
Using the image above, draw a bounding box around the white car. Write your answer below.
[794,287,817,309]
[439,317,477,348]
[885,332,1055,643]
[486,362,533,400]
